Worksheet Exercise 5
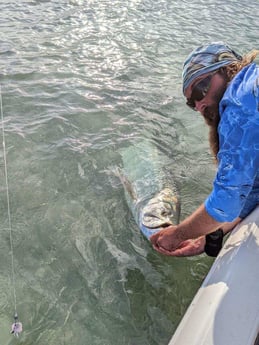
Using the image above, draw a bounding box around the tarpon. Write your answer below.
[117,140,180,239]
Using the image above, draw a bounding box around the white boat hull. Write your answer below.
[169,205,259,345]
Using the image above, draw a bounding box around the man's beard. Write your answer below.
[202,81,228,164]
[203,104,220,163]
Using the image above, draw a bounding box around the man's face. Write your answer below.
[185,71,229,159]
[184,72,228,120]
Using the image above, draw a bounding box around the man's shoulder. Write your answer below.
[231,63,258,91]
[221,63,259,114]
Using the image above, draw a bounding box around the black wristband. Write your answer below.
[204,229,224,257]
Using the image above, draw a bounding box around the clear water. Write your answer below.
[0,1,258,344]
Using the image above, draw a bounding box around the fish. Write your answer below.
[117,140,180,239]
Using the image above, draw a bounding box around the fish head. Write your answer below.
[141,187,180,229]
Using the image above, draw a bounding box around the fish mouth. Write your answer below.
[141,188,180,229]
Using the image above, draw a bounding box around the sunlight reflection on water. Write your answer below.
[0,0,258,344]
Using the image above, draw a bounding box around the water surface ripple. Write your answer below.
[0,0,258,344]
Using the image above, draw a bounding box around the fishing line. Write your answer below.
[0,85,22,336]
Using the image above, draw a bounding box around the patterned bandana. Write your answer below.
[182,42,242,94]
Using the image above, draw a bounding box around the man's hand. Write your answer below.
[150,225,181,252]
[151,229,205,257]
[162,237,205,256]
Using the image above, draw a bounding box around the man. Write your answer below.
[150,42,259,257]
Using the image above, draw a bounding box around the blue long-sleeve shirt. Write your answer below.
[205,63,259,222]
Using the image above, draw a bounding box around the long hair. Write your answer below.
[208,50,259,163]
[224,50,259,81]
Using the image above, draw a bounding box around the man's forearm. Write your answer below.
[150,203,241,254]
[175,203,223,241]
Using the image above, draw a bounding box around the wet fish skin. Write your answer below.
[141,187,180,230]
[117,168,180,239]
[117,140,181,240]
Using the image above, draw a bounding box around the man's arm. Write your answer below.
[150,203,240,254]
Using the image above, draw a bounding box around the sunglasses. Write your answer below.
[186,74,214,110]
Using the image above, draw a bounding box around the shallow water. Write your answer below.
[0,0,258,344]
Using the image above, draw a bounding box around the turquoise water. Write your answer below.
[0,1,258,344]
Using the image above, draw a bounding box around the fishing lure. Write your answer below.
[11,313,23,337]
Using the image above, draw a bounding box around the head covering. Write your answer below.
[182,42,242,94]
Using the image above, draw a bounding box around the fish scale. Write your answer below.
[118,140,180,240]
